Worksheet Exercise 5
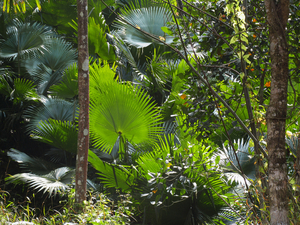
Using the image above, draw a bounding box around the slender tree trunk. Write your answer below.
[264,0,289,223]
[296,135,300,199]
[75,0,89,206]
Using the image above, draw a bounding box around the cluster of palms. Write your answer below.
[0,1,260,224]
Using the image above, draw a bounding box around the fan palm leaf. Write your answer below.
[11,78,39,103]
[26,38,77,95]
[89,59,116,94]
[6,167,74,196]
[114,6,174,48]
[90,79,162,153]
[25,97,78,134]
[0,19,54,60]
[217,138,255,186]
[88,150,138,191]
[49,63,78,99]
[32,119,78,154]
[7,148,60,175]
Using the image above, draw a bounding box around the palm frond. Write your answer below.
[26,38,77,95]
[0,19,54,60]
[12,78,39,103]
[6,167,74,196]
[25,97,78,134]
[114,6,174,48]
[217,138,255,185]
[7,148,59,175]
[89,59,116,93]
[49,63,78,99]
[88,17,116,61]
[88,150,137,191]
[90,79,162,153]
[32,119,78,154]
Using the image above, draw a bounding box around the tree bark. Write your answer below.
[75,0,89,206]
[296,135,300,199]
[264,0,289,224]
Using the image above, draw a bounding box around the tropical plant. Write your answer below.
[25,38,77,95]
[6,148,74,196]
[89,133,236,225]
[114,4,174,48]
[0,18,54,75]
[89,60,163,162]
[217,138,255,187]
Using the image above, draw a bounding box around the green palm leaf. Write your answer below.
[49,63,78,99]
[7,148,59,175]
[26,38,77,95]
[6,167,74,196]
[25,97,78,134]
[217,138,255,186]
[89,59,116,93]
[12,78,39,103]
[114,6,174,48]
[90,79,162,153]
[0,19,54,60]
[32,119,78,154]
[88,150,136,191]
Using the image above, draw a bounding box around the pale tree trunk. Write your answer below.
[264,0,289,224]
[75,0,89,205]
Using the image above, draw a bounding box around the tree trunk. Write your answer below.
[75,0,89,206]
[296,135,300,199]
[264,0,289,224]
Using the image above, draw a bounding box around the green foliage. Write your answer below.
[49,63,78,99]
[32,0,77,40]
[2,0,300,224]
[26,38,77,95]
[88,17,116,61]
[25,98,78,134]
[114,6,174,48]
[0,188,133,224]
[90,62,163,154]
[32,119,78,154]
[89,132,236,224]
[0,19,54,60]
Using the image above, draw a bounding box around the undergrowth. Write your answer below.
[0,188,134,224]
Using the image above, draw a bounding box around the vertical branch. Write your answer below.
[264,0,289,223]
[75,0,89,206]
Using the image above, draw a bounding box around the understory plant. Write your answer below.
[89,118,238,225]
[0,188,133,225]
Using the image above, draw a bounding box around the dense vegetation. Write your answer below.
[0,0,299,224]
